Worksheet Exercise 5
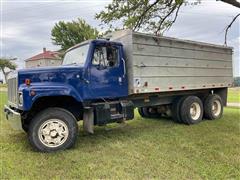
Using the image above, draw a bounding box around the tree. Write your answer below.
[224,13,240,45]
[96,0,200,35]
[0,58,17,83]
[51,18,99,51]
[96,0,239,43]
[218,0,240,45]
[219,0,240,8]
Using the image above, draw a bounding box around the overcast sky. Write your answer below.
[0,0,239,80]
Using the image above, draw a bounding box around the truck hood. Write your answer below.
[17,65,85,85]
[18,65,82,74]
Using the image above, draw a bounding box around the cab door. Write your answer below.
[89,43,128,99]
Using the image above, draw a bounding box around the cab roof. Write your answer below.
[66,39,123,53]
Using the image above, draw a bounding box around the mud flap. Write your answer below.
[83,107,94,134]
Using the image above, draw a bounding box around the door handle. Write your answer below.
[118,77,123,83]
[83,78,90,84]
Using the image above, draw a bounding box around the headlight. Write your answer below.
[18,92,23,105]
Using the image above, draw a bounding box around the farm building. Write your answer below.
[25,48,62,68]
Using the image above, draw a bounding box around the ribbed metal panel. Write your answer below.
[109,30,233,94]
[7,77,18,105]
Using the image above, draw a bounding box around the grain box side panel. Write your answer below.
[133,43,231,61]
[135,76,233,93]
[133,32,232,55]
[133,55,233,69]
[133,66,232,77]
[131,32,233,94]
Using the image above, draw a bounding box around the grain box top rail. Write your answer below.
[108,29,233,51]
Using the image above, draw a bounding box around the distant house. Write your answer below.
[25,48,62,68]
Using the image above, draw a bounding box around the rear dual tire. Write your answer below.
[204,94,223,120]
[171,96,187,123]
[172,96,204,124]
[180,96,203,125]
[172,94,223,125]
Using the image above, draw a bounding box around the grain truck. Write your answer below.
[4,30,233,152]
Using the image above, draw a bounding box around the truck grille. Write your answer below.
[8,76,18,105]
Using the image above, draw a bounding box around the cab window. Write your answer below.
[92,45,118,68]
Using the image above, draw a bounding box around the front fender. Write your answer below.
[19,82,83,111]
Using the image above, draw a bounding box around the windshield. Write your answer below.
[63,44,89,65]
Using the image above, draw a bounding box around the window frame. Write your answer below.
[91,44,120,69]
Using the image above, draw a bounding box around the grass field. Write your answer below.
[0,84,7,88]
[228,88,240,103]
[0,91,240,179]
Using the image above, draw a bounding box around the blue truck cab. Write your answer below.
[4,39,134,152]
[17,40,129,111]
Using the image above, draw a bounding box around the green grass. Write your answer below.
[228,88,240,103]
[0,92,240,179]
[0,84,7,88]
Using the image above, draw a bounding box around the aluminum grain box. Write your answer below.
[108,30,233,95]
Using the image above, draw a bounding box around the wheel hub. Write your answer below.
[50,130,57,137]
[212,100,221,116]
[38,119,69,148]
[190,102,201,120]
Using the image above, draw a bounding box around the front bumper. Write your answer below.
[4,105,23,131]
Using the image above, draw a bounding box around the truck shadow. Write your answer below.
[3,116,184,153]
[74,116,178,149]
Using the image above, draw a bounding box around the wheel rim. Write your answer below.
[212,100,221,117]
[190,102,201,120]
[38,119,69,148]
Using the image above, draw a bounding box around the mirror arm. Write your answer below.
[122,58,126,78]
[81,69,90,84]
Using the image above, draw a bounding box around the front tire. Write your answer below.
[28,108,78,152]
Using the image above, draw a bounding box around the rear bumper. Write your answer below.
[4,105,23,131]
